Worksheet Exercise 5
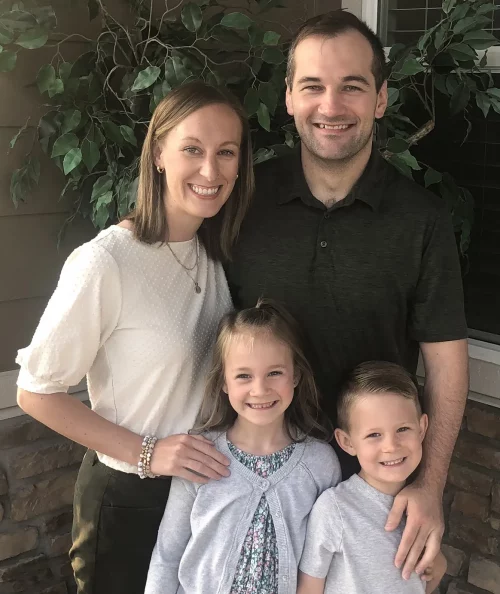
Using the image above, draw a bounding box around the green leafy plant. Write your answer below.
[1,0,499,254]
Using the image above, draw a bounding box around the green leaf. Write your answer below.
[165,56,190,87]
[93,203,110,229]
[258,82,278,115]
[453,17,477,34]
[253,147,275,164]
[131,66,161,92]
[15,28,48,49]
[487,88,500,100]
[220,12,253,30]
[120,125,137,146]
[63,148,82,175]
[263,31,280,45]
[434,26,447,50]
[424,167,442,188]
[102,121,124,146]
[10,155,40,207]
[59,61,72,82]
[244,87,260,116]
[398,150,421,170]
[9,117,30,151]
[450,2,470,21]
[0,26,14,44]
[387,137,409,153]
[48,78,64,98]
[61,109,81,134]
[181,3,203,32]
[442,0,456,14]
[0,50,16,72]
[387,87,399,107]
[448,43,477,61]
[262,47,284,65]
[446,74,460,95]
[399,56,425,76]
[450,82,470,115]
[87,0,100,20]
[82,139,100,172]
[51,133,79,157]
[1,11,37,32]
[91,175,113,201]
[248,23,264,46]
[256,102,270,131]
[476,2,496,15]
[96,190,113,209]
[475,92,491,118]
[389,154,413,179]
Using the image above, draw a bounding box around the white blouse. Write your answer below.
[16,226,232,473]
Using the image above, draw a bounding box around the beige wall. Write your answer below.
[0,0,341,374]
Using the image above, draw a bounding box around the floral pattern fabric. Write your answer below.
[228,440,295,594]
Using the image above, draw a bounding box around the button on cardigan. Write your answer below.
[144,432,341,594]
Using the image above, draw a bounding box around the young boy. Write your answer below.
[298,361,447,594]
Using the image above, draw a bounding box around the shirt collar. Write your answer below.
[276,142,388,212]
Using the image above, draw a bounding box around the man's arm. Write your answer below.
[386,339,469,579]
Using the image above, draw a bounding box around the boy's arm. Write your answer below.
[144,478,195,594]
[297,571,326,594]
[424,550,447,594]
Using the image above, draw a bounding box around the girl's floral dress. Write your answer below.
[227,439,296,594]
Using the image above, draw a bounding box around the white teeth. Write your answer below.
[190,184,219,196]
[318,124,350,130]
[381,458,405,466]
[247,402,276,409]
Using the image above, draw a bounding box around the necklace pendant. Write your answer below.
[195,283,201,294]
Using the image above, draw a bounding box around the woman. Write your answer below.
[16,81,254,594]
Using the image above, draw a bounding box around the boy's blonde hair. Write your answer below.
[337,361,422,431]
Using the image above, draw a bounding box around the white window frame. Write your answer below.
[360,0,500,70]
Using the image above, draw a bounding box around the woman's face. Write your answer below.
[155,103,242,229]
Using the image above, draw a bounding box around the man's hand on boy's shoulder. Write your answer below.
[384,479,444,581]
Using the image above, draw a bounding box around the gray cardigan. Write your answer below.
[144,432,341,594]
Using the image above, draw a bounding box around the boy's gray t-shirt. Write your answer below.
[300,474,425,594]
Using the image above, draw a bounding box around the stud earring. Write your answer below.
[236,174,239,179]
[156,166,164,174]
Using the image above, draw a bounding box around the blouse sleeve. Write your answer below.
[16,241,121,394]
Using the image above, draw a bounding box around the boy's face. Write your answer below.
[335,392,428,495]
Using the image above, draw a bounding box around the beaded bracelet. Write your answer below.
[138,435,158,479]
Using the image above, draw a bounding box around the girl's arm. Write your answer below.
[18,389,230,481]
[145,478,195,594]
[424,550,447,594]
[297,571,326,594]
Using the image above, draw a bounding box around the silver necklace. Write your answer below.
[167,235,201,294]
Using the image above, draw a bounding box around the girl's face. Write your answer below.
[223,331,297,430]
[154,103,242,229]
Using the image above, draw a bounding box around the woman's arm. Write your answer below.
[18,389,230,482]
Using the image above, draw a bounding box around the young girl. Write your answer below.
[145,298,341,594]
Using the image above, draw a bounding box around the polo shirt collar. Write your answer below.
[276,142,387,211]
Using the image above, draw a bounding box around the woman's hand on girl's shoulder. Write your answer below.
[150,433,230,483]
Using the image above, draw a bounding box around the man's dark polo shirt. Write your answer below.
[225,145,467,425]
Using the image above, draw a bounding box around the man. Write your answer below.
[226,10,469,582]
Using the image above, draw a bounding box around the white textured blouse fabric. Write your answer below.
[16,226,232,473]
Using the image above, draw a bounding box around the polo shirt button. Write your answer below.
[276,511,282,518]
[324,213,330,219]
[320,240,327,248]
[260,479,269,489]
[283,575,288,582]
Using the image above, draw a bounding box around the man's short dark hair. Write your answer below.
[286,10,387,92]
[337,361,422,431]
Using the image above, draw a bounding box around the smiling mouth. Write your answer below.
[188,183,221,197]
[380,457,406,467]
[314,123,353,131]
[246,401,278,410]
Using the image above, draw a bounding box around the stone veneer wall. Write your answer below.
[0,400,499,594]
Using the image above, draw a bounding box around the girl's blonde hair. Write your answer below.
[193,298,332,442]
[128,80,254,261]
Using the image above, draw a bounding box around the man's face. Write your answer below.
[285,31,388,163]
